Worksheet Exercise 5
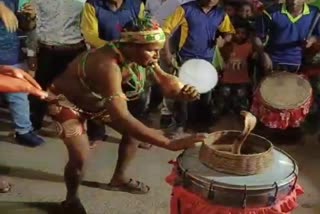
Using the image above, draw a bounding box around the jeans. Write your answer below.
[1,63,33,134]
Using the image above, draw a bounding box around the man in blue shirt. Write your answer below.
[0,0,44,147]
[254,0,320,73]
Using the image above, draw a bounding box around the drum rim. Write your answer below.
[177,130,299,191]
[259,72,312,110]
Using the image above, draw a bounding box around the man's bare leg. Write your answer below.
[109,134,150,193]
[62,134,90,213]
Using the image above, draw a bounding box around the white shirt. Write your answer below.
[31,0,86,46]
[146,0,194,25]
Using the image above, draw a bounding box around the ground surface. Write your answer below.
[0,110,319,214]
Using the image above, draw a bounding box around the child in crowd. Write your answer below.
[213,19,253,115]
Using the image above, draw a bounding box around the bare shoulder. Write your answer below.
[86,50,123,92]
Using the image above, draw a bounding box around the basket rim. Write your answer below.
[206,130,273,157]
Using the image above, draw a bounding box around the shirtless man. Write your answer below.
[47,17,207,213]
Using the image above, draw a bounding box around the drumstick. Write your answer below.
[306,12,320,40]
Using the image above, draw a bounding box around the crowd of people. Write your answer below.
[0,0,320,213]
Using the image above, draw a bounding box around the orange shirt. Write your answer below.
[221,42,253,84]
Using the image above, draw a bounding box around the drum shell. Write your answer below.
[176,134,298,208]
[176,167,296,208]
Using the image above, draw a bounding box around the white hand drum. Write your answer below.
[178,59,218,94]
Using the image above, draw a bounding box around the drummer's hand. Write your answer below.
[305,36,318,49]
[179,84,200,101]
[167,133,208,151]
[0,2,18,32]
[261,53,273,73]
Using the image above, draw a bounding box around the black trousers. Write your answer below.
[174,91,213,128]
[30,43,86,130]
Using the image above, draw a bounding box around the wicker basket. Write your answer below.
[199,130,274,176]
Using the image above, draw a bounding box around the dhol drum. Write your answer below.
[251,72,313,129]
[176,130,298,208]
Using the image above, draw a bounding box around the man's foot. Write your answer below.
[61,198,87,214]
[138,142,152,150]
[15,131,45,147]
[106,178,150,194]
[89,135,109,149]
[0,177,11,193]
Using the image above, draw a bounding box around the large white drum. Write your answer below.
[176,130,298,208]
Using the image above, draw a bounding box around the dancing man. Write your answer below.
[47,17,207,213]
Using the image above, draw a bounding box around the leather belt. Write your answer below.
[39,41,86,52]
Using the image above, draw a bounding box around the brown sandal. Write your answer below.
[0,177,12,193]
[106,179,150,194]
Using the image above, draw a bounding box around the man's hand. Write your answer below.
[0,66,47,99]
[305,36,318,49]
[21,3,36,19]
[0,2,18,32]
[27,56,37,71]
[166,133,208,151]
[179,84,200,101]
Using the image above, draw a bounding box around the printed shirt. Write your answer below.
[32,0,86,46]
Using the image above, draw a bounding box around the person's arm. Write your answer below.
[0,65,47,98]
[0,1,18,32]
[96,61,172,149]
[150,63,199,100]
[306,10,320,48]
[161,6,185,63]
[18,3,37,31]
[252,10,271,56]
[81,2,107,48]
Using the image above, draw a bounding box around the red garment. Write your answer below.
[221,42,252,84]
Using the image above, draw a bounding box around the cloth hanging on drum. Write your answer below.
[166,162,304,214]
[250,72,313,129]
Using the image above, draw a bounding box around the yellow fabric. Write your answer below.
[81,2,145,48]
[162,6,188,49]
[138,3,145,18]
[81,3,107,48]
[162,6,235,49]
[119,29,166,44]
[281,3,310,23]
[218,14,235,33]
[264,3,310,23]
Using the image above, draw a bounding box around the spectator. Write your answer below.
[0,0,44,147]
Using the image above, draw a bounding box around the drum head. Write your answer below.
[178,133,298,190]
[259,72,312,110]
[179,59,218,94]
